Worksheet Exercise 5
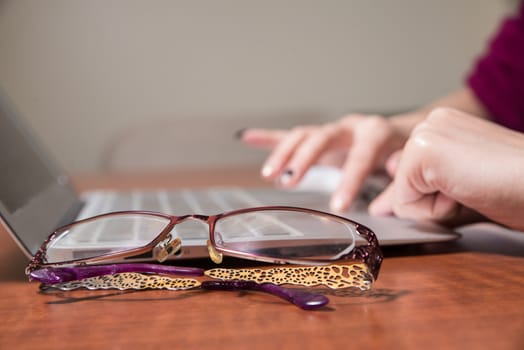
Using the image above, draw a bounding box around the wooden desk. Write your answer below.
[1,169,523,349]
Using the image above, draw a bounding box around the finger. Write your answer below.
[370,164,459,219]
[385,150,402,177]
[238,128,287,150]
[279,124,346,187]
[331,145,377,212]
[390,132,460,221]
[316,150,348,168]
[393,191,460,221]
[330,118,390,212]
[261,128,310,180]
[368,183,395,216]
[261,115,362,185]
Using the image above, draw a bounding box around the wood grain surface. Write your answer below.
[0,169,523,350]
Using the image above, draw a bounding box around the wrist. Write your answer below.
[389,111,425,139]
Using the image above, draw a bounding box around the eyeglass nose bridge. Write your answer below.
[164,214,223,264]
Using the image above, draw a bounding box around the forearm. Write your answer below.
[389,87,490,139]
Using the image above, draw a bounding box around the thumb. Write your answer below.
[392,191,461,221]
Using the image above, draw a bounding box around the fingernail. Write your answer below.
[330,195,346,212]
[278,169,294,187]
[261,165,274,178]
[234,128,248,139]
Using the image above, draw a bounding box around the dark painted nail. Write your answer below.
[234,128,248,139]
[279,169,294,186]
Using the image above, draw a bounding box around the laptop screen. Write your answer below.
[0,110,55,213]
[0,90,80,257]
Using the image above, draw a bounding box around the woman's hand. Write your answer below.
[369,108,524,231]
[239,114,408,211]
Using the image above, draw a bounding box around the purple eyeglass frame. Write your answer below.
[27,206,383,310]
[26,206,382,279]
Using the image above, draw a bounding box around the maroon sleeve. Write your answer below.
[467,2,524,132]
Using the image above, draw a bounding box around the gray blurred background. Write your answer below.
[0,0,517,172]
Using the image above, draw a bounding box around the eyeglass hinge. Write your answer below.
[153,237,182,262]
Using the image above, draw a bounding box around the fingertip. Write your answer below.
[330,178,361,213]
[277,169,294,187]
[277,169,310,190]
[261,164,275,178]
[330,194,348,213]
[234,128,248,140]
[368,185,394,216]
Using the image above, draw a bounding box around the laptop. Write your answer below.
[0,90,459,262]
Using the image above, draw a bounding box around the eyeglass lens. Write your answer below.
[214,210,357,261]
[46,214,171,263]
[44,210,359,264]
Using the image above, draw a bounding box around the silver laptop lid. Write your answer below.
[0,90,82,257]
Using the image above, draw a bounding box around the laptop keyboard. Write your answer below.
[80,182,385,218]
[81,188,332,217]
[70,184,384,248]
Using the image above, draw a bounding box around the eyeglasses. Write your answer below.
[27,206,382,308]
[27,206,383,309]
